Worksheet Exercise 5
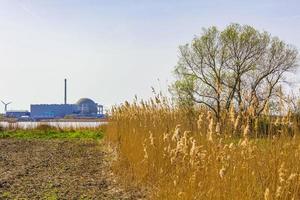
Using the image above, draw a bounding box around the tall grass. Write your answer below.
[106,98,300,199]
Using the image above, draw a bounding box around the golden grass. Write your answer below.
[106,99,300,199]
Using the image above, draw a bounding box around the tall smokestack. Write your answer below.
[64,78,67,104]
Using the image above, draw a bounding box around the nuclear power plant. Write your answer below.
[4,79,105,121]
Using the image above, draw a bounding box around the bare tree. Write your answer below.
[173,24,298,120]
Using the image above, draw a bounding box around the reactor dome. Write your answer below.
[77,98,98,115]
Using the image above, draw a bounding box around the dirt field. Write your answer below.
[0,139,144,200]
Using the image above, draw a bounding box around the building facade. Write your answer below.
[5,110,30,118]
[30,104,80,119]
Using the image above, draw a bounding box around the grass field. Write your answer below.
[0,124,104,140]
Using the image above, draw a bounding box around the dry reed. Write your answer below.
[106,97,300,200]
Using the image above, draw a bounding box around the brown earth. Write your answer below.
[0,139,144,200]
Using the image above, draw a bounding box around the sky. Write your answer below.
[0,0,299,111]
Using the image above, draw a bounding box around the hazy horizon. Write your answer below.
[0,0,300,112]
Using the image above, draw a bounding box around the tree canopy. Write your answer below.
[173,24,299,120]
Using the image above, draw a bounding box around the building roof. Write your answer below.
[76,98,96,105]
[6,110,29,113]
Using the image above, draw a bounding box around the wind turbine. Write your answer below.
[1,100,12,113]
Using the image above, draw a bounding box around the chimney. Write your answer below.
[64,78,67,104]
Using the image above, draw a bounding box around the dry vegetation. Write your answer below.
[105,97,300,200]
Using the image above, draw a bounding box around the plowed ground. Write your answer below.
[0,139,144,200]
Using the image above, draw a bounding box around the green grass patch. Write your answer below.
[0,128,103,140]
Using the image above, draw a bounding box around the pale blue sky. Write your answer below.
[0,0,299,111]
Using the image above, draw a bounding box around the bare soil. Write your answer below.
[0,139,144,200]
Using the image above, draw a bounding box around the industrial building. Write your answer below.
[30,98,104,120]
[6,110,30,118]
[4,79,105,120]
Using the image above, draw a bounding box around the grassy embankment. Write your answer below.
[105,98,300,200]
[0,124,104,140]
